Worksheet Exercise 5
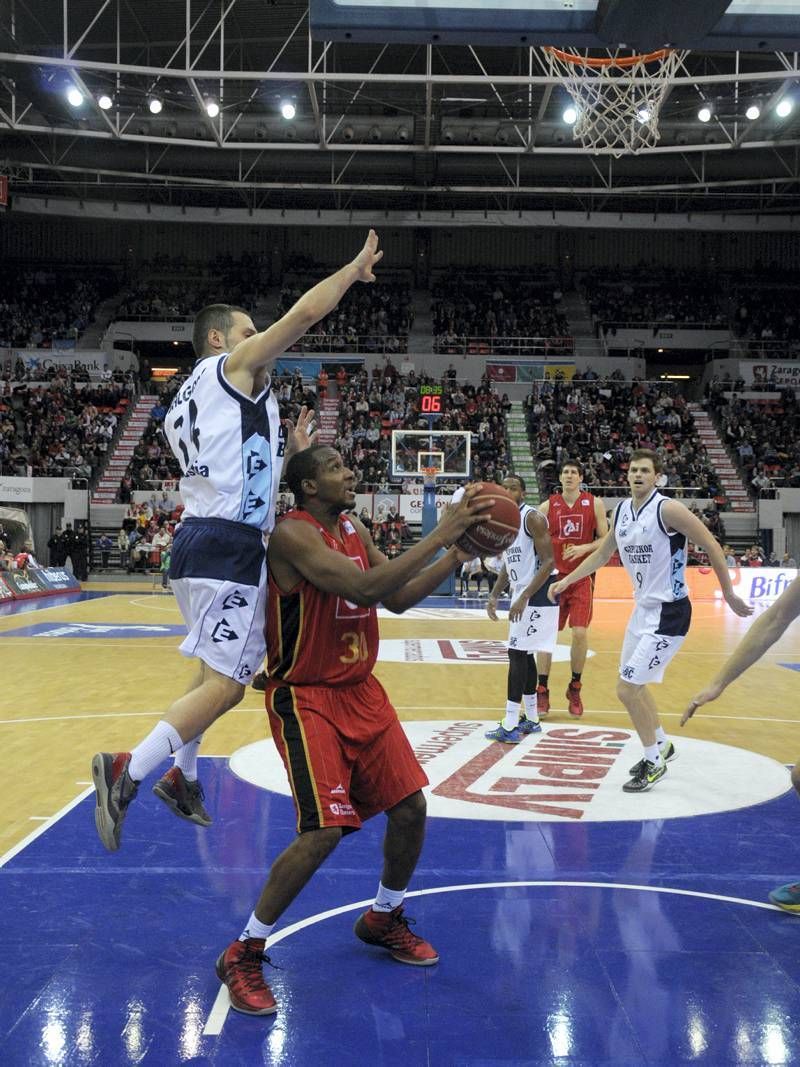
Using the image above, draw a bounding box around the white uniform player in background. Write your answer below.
[91,230,385,852]
[550,448,752,793]
[486,474,556,743]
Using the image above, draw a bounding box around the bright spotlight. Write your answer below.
[636,105,652,124]
[698,106,712,123]
[280,101,296,121]
[148,97,162,114]
[745,104,760,121]
[67,87,83,108]
[776,98,793,118]
[563,106,577,125]
[97,94,113,110]
[205,100,219,118]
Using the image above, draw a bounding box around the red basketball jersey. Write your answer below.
[547,491,598,575]
[266,509,379,686]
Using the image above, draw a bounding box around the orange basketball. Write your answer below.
[455,482,520,557]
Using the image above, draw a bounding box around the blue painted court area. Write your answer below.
[0,622,187,638]
[0,591,117,617]
[2,759,800,1066]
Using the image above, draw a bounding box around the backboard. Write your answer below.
[391,429,471,480]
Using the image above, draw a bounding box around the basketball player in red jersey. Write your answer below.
[215,443,490,1016]
[536,459,608,716]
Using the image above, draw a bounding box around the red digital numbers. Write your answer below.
[420,394,442,413]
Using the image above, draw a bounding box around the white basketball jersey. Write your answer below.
[614,491,687,605]
[164,354,284,532]
[503,503,542,595]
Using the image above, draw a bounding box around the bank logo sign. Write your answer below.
[230,722,789,823]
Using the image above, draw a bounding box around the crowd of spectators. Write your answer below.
[432,271,570,353]
[731,289,800,344]
[706,380,800,492]
[581,269,725,335]
[116,254,267,318]
[0,372,131,479]
[277,276,413,355]
[525,377,726,503]
[0,265,117,348]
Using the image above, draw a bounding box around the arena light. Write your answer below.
[205,100,220,119]
[562,106,578,125]
[775,98,794,118]
[148,97,163,114]
[66,86,83,108]
[97,94,113,110]
[280,101,296,121]
[697,106,712,123]
[745,104,760,121]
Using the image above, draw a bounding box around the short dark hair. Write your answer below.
[504,473,526,492]
[629,448,663,474]
[191,303,249,358]
[284,444,332,505]
[559,459,584,477]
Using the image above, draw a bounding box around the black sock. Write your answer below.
[571,672,582,684]
[538,674,549,689]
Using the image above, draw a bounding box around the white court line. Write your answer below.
[203,879,784,1036]
[0,786,94,867]
[28,816,49,821]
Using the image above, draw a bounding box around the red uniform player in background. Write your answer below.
[536,459,608,716]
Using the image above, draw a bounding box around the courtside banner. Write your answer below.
[0,567,81,600]
[0,575,13,599]
[593,566,796,603]
[32,567,81,593]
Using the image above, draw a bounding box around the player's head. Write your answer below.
[559,460,583,489]
[192,304,255,358]
[627,449,662,494]
[285,445,354,510]
[502,474,525,504]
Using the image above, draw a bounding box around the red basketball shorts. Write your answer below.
[265,673,428,834]
[556,574,595,630]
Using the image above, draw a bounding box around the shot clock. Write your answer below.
[419,383,444,416]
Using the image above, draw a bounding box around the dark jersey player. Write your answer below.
[536,459,608,716]
[214,444,490,1016]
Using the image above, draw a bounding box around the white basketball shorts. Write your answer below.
[169,517,267,684]
[619,596,692,685]
[507,577,559,654]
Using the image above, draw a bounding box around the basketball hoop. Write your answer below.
[542,46,688,156]
[421,466,439,488]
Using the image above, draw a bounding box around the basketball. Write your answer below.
[455,482,520,557]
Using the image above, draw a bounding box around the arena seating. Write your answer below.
[581,269,725,335]
[706,384,800,492]
[0,265,118,348]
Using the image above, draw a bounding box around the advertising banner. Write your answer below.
[488,361,576,384]
[5,348,110,377]
[0,566,81,600]
[739,362,800,390]
[593,566,796,603]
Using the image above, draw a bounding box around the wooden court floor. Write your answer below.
[1,584,798,853]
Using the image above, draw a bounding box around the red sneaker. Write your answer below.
[536,685,550,716]
[354,906,439,966]
[566,681,584,717]
[215,939,278,1015]
[91,752,139,852]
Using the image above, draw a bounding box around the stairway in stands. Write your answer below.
[91,393,159,504]
[687,402,755,514]
[507,402,539,504]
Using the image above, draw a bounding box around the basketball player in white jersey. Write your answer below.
[486,474,557,742]
[550,448,752,792]
[91,230,384,851]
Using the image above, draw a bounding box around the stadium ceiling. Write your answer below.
[1,1,800,217]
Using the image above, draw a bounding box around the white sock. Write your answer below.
[655,726,668,746]
[174,735,203,780]
[372,882,406,913]
[128,721,184,782]
[522,693,539,722]
[644,743,663,766]
[239,912,274,943]
[503,700,521,732]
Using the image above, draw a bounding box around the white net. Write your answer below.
[542,47,688,156]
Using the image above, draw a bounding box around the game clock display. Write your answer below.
[419,384,443,415]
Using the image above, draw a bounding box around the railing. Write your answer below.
[599,320,726,332]
[433,336,574,356]
[286,335,409,355]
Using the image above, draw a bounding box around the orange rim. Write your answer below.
[543,46,672,69]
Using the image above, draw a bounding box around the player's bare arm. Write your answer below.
[562,497,609,560]
[224,230,383,390]
[487,564,508,621]
[682,575,800,725]
[549,528,617,601]
[510,511,554,622]
[268,489,491,606]
[660,500,753,619]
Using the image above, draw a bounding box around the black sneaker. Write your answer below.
[91,752,139,851]
[152,766,212,826]
[628,741,676,776]
[623,758,667,793]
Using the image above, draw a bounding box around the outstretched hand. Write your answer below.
[725,592,754,619]
[284,405,318,455]
[680,681,724,726]
[352,229,383,283]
